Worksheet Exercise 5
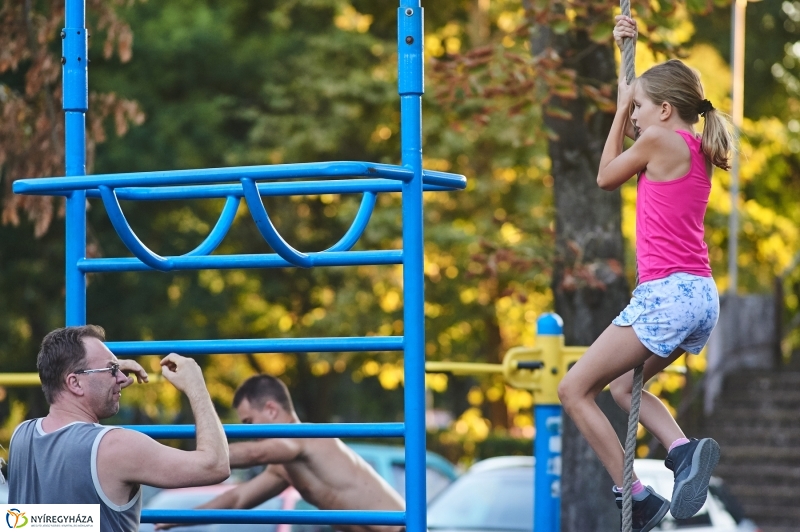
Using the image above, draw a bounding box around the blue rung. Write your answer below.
[106,336,404,356]
[124,423,405,439]
[140,509,406,526]
[78,250,403,273]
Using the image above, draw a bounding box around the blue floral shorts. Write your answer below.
[612,272,720,357]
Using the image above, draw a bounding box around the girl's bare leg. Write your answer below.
[609,347,686,450]
[557,324,652,487]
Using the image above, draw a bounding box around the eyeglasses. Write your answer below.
[74,362,121,378]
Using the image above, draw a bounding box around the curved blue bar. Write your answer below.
[241,177,313,268]
[98,186,172,271]
[82,178,460,201]
[186,196,239,257]
[326,192,376,252]
[123,422,405,439]
[105,336,404,355]
[12,161,416,195]
[140,509,406,526]
[78,250,403,272]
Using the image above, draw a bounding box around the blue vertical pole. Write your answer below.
[534,314,564,531]
[398,3,425,532]
[534,405,562,531]
[63,0,88,325]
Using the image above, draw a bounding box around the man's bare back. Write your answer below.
[253,438,404,532]
[272,438,403,513]
[157,381,406,532]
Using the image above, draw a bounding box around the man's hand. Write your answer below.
[153,523,182,531]
[118,359,148,389]
[160,353,206,396]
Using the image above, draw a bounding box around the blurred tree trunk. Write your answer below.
[529,24,631,532]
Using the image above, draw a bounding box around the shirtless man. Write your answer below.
[156,374,404,532]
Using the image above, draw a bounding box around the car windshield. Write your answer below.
[428,467,533,531]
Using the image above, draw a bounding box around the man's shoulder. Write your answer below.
[10,418,40,444]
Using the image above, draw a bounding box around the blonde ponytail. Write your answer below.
[700,107,733,171]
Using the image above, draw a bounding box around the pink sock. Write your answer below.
[669,438,690,452]
[631,480,645,496]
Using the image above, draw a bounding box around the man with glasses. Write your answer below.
[7,325,231,532]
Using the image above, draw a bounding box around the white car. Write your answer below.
[427,456,760,532]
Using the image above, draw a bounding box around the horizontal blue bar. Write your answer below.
[13,165,466,197]
[81,178,459,201]
[124,422,405,439]
[423,169,467,189]
[140,509,406,526]
[78,250,403,272]
[106,336,404,355]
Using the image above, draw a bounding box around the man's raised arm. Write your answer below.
[99,353,230,490]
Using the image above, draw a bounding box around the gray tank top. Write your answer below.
[8,419,142,532]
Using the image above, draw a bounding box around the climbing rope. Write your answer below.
[618,1,644,531]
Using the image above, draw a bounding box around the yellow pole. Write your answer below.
[0,373,169,387]
[424,361,503,375]
[0,373,41,386]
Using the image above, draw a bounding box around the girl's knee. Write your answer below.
[609,378,631,406]
[557,375,581,409]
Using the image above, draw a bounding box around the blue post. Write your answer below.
[399,3,425,532]
[534,313,564,531]
[63,0,88,325]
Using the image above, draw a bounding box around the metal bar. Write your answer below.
[398,4,425,532]
[728,0,747,295]
[140,509,406,526]
[425,362,503,375]
[14,167,467,198]
[0,374,42,386]
[79,179,460,201]
[78,250,403,273]
[12,162,415,195]
[105,336,404,355]
[99,185,172,271]
[65,190,87,325]
[421,169,467,190]
[325,192,377,252]
[125,422,405,439]
[533,315,564,532]
[63,0,88,326]
[241,177,312,267]
[186,196,240,256]
[534,404,562,532]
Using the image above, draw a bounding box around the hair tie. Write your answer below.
[698,99,714,117]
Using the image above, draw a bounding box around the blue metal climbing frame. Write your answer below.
[12,1,465,530]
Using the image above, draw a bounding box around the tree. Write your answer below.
[0,0,142,435]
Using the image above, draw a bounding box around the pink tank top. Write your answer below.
[636,130,712,283]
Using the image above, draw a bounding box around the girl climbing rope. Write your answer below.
[556,14,733,532]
